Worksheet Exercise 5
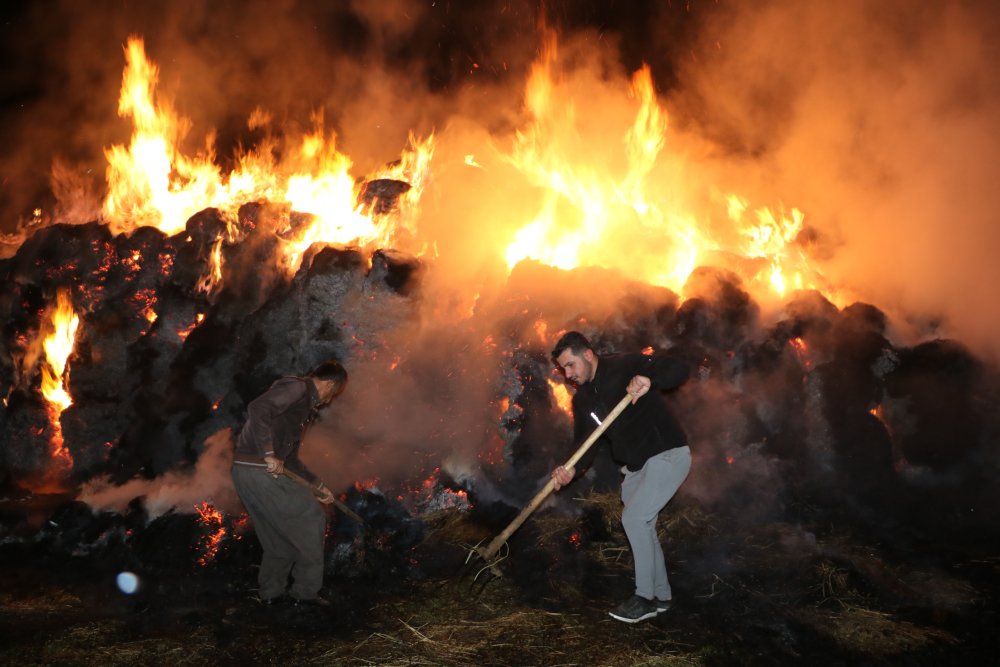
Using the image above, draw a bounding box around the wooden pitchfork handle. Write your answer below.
[476,393,633,562]
[281,468,366,527]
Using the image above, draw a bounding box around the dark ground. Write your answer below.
[1,487,997,666]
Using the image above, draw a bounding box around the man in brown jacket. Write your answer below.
[231,359,347,606]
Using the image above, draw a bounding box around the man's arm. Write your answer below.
[641,353,690,391]
[553,395,604,490]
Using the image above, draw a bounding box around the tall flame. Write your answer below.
[37,288,79,487]
[40,289,80,412]
[496,32,843,306]
[102,37,435,276]
[103,37,222,235]
[501,34,708,291]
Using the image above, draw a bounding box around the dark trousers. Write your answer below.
[231,464,326,600]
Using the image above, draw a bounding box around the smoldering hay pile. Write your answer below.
[2,197,998,552]
[1,1,1000,576]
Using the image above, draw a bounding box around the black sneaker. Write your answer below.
[654,597,671,612]
[608,595,660,623]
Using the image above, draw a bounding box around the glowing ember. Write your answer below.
[354,478,380,492]
[789,337,814,371]
[177,313,205,341]
[195,501,227,567]
[567,531,583,551]
[130,288,158,326]
[403,467,472,512]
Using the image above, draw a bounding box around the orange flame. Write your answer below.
[547,377,573,416]
[87,31,853,326]
[177,313,205,341]
[495,32,844,308]
[102,37,435,276]
[196,234,224,295]
[36,289,80,487]
[789,337,814,371]
[40,289,80,412]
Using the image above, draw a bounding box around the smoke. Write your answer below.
[80,428,241,518]
[668,0,1000,361]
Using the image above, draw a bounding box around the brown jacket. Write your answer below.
[234,377,322,483]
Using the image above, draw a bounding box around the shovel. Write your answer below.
[471,392,632,571]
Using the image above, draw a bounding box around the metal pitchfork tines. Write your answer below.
[469,393,633,578]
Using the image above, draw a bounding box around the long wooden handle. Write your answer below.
[477,393,632,561]
[281,468,365,526]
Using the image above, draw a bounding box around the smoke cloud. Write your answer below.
[667,0,1000,361]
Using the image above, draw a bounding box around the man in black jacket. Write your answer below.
[231,359,347,606]
[550,331,691,623]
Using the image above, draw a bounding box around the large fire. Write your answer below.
[103,37,435,275]
[92,34,836,307]
[15,28,859,494]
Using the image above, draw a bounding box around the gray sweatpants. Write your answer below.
[620,446,691,601]
[231,464,326,600]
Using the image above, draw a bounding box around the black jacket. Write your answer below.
[572,353,690,473]
[235,377,322,483]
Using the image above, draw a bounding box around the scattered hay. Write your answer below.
[0,587,81,613]
[795,605,958,656]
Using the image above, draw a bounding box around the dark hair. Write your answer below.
[310,359,348,385]
[551,331,592,363]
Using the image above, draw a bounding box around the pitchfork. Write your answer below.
[281,468,366,527]
[468,393,632,578]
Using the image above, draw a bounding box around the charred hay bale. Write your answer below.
[32,500,131,565]
[327,486,424,582]
[183,208,227,247]
[130,507,257,577]
[161,311,242,441]
[675,267,758,351]
[500,353,587,494]
[3,222,113,288]
[60,401,124,479]
[230,247,363,397]
[169,208,227,292]
[815,306,897,489]
[885,340,984,469]
[358,178,411,215]
[212,202,290,310]
[596,286,681,353]
[840,302,888,334]
[367,248,422,296]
